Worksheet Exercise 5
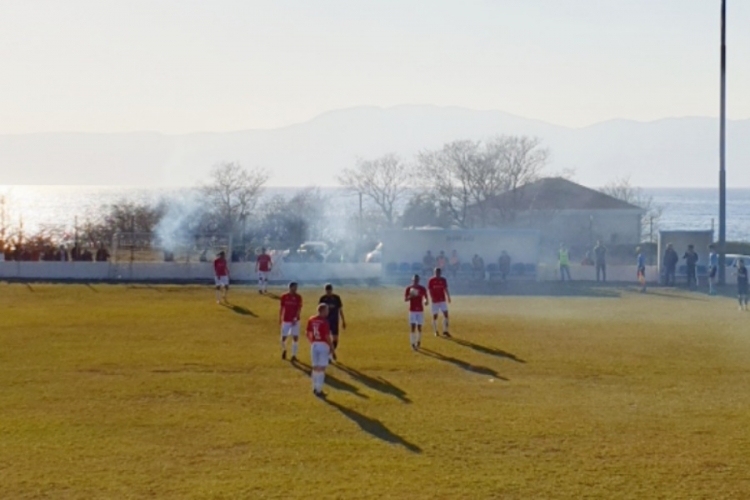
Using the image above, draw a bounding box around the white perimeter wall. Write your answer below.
[0,261,381,283]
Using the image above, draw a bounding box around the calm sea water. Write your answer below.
[1,185,749,242]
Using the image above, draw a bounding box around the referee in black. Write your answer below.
[319,283,346,358]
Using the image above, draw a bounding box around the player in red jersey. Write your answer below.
[428,267,452,338]
[404,274,429,351]
[255,248,273,294]
[279,282,303,361]
[306,303,335,396]
[213,251,230,303]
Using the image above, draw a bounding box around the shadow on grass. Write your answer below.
[418,347,508,380]
[25,283,35,292]
[322,398,422,453]
[149,363,257,374]
[221,302,258,317]
[265,292,282,301]
[126,285,165,293]
[291,359,368,399]
[623,287,707,301]
[445,337,526,364]
[85,283,99,293]
[333,362,411,403]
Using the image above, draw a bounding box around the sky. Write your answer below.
[1,0,749,134]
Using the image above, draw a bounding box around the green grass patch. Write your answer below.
[1,283,750,499]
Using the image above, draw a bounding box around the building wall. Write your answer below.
[501,209,642,259]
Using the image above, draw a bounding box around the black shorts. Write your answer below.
[710,266,717,278]
[328,322,339,336]
[739,283,748,295]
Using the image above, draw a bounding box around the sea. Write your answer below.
[1,185,749,242]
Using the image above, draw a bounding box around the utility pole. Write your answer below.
[718,0,727,285]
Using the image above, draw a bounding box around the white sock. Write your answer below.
[215,290,220,301]
[318,371,326,391]
[409,332,415,346]
[432,320,438,332]
[281,338,286,352]
[443,318,449,331]
[311,372,317,391]
[416,331,422,344]
[262,280,267,292]
[258,278,263,291]
[291,341,298,356]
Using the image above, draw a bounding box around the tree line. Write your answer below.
[0,134,663,261]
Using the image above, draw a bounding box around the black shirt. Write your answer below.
[319,294,343,325]
[738,267,748,286]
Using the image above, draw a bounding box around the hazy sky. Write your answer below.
[2,0,749,134]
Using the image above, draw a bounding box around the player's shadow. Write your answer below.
[418,348,508,380]
[445,337,526,364]
[222,302,258,317]
[628,288,706,301]
[333,363,411,403]
[323,399,422,454]
[265,292,282,301]
[290,359,368,399]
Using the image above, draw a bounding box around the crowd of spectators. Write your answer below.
[1,243,110,262]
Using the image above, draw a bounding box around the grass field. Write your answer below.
[1,283,750,499]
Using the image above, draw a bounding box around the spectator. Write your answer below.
[558,243,572,281]
[436,250,447,272]
[422,250,435,275]
[594,241,607,282]
[471,254,485,281]
[70,244,81,262]
[82,247,93,262]
[448,250,460,279]
[95,243,110,262]
[663,243,678,286]
[58,245,69,262]
[683,244,699,290]
[498,251,511,281]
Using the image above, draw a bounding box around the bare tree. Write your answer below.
[337,154,411,227]
[416,136,549,228]
[600,176,663,242]
[200,162,269,235]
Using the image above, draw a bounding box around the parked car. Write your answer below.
[726,254,750,269]
[365,242,382,263]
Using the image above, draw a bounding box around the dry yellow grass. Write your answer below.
[1,283,749,499]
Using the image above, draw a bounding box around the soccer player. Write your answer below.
[428,267,452,338]
[213,251,230,303]
[255,247,273,294]
[279,282,303,361]
[319,283,346,356]
[404,274,429,351]
[306,303,335,396]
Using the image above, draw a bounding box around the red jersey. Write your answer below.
[256,254,272,272]
[404,285,427,312]
[428,276,449,303]
[214,257,228,277]
[306,316,331,344]
[279,293,302,323]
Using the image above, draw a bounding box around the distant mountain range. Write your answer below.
[2,105,748,188]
